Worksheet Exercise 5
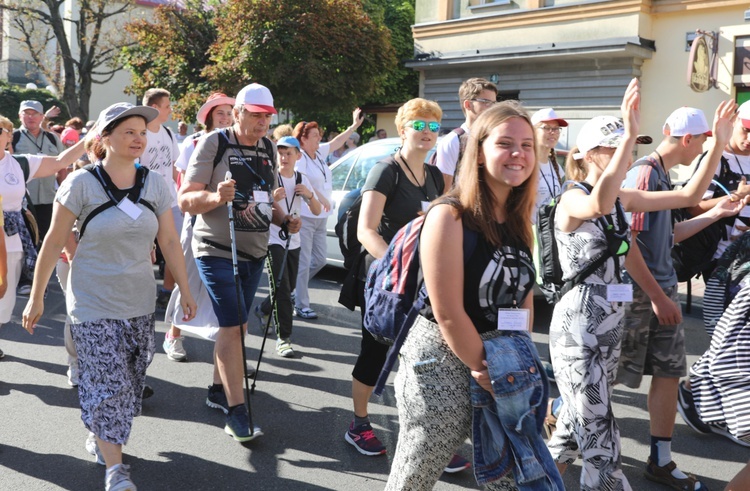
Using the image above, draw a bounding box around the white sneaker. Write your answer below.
[85,432,105,465]
[67,362,80,387]
[105,463,137,491]
[163,334,187,362]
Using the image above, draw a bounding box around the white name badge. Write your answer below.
[117,197,142,220]
[497,308,530,332]
[253,190,270,203]
[607,284,633,302]
[421,201,430,213]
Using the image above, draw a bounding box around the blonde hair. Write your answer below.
[395,98,442,134]
[565,147,587,182]
[447,101,538,249]
[273,124,293,141]
[0,116,13,133]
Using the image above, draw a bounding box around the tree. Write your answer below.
[0,81,69,128]
[205,0,397,121]
[1,0,132,120]
[121,0,218,122]
[362,0,418,106]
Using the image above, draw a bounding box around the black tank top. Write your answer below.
[422,223,535,334]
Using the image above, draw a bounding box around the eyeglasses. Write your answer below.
[538,125,562,134]
[470,98,497,107]
[0,128,10,134]
[405,120,441,133]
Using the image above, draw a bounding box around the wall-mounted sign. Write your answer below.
[688,34,711,92]
[687,32,718,93]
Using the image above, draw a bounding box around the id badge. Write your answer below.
[117,197,142,220]
[253,190,270,203]
[607,284,633,302]
[421,201,430,213]
[497,308,530,332]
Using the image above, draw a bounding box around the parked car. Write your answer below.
[323,137,440,268]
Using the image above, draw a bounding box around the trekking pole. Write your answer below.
[251,230,292,394]
[225,171,261,439]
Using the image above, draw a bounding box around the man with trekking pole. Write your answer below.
[178,83,300,442]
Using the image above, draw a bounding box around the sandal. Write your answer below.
[543,398,557,439]
[644,458,707,491]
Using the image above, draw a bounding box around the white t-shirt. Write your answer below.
[141,126,180,206]
[175,131,209,173]
[533,160,562,224]
[701,150,750,258]
[296,142,333,219]
[0,153,43,252]
[435,123,470,177]
[268,172,315,250]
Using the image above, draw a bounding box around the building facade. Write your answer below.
[410,0,750,161]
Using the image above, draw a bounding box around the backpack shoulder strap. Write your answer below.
[163,125,174,142]
[295,171,302,186]
[262,136,276,167]
[14,155,30,182]
[213,128,230,168]
[44,130,58,148]
[12,130,21,149]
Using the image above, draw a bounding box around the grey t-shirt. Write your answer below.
[56,167,172,323]
[622,157,677,288]
[186,128,277,261]
[13,128,64,205]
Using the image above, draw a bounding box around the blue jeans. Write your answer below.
[196,255,264,327]
[471,331,564,490]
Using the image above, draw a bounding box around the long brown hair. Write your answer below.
[445,101,538,249]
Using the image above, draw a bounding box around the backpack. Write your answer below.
[429,127,467,181]
[12,129,58,151]
[702,231,750,336]
[632,154,743,282]
[213,128,275,169]
[78,164,155,240]
[363,212,477,396]
[334,188,366,270]
[537,181,630,305]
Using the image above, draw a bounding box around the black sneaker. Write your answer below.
[142,384,154,400]
[225,404,262,442]
[155,289,171,309]
[677,381,711,434]
[206,385,229,414]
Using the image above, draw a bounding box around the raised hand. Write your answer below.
[621,77,641,138]
[712,99,738,145]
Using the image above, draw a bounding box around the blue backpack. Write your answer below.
[363,213,477,396]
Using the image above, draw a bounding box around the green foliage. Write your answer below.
[121,0,218,122]
[205,0,396,117]
[0,81,70,128]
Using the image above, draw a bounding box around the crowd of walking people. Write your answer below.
[2,74,750,490]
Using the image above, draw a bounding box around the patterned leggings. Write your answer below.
[546,286,631,491]
[385,316,517,491]
[70,314,155,445]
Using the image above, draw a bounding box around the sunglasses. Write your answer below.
[405,120,441,133]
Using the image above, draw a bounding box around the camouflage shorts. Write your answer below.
[615,284,686,389]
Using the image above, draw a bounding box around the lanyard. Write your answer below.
[539,159,560,197]
[223,130,267,187]
[305,151,328,183]
[277,172,299,214]
[397,152,432,202]
[22,130,45,153]
[731,152,748,176]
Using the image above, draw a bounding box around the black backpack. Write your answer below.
[632,153,744,282]
[334,187,368,271]
[537,181,630,304]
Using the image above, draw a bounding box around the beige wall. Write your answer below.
[640,5,750,176]
[374,112,399,140]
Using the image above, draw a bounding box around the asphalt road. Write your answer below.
[0,267,747,490]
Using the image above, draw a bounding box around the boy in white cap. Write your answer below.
[617,102,739,490]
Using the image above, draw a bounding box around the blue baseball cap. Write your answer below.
[277,136,300,149]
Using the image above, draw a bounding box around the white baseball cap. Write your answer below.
[95,103,159,136]
[573,115,652,160]
[738,101,750,129]
[236,83,277,114]
[662,107,712,137]
[531,108,568,127]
